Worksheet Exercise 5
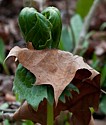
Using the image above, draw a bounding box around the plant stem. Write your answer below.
[101,89,106,94]
[3,63,10,75]
[47,102,54,125]
[73,0,101,55]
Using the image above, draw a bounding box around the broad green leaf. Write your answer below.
[60,26,73,51]
[70,14,83,45]
[76,0,94,18]
[0,38,5,64]
[42,7,62,48]
[13,64,48,110]
[18,7,52,49]
[100,95,106,114]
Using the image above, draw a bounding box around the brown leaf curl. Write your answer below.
[5,46,100,104]
[6,46,101,125]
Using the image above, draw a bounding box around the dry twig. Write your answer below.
[73,0,101,55]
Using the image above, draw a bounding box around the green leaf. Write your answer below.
[91,53,100,70]
[0,38,5,64]
[22,120,34,125]
[76,0,94,18]
[46,83,79,104]
[42,7,62,48]
[18,7,62,49]
[13,64,48,110]
[70,14,83,45]
[101,65,106,87]
[100,95,106,114]
[3,120,10,125]
[68,83,79,93]
[59,83,79,103]
[59,88,72,103]
[60,26,73,51]
[18,7,52,49]
[100,22,106,31]
[0,103,9,109]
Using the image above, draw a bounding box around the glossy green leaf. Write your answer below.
[0,38,5,64]
[76,0,94,18]
[18,7,62,49]
[18,7,52,49]
[42,7,62,48]
[13,64,48,110]
[70,14,83,45]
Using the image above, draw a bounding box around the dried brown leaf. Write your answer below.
[6,46,100,104]
[11,61,100,125]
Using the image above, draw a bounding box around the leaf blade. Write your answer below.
[13,64,48,110]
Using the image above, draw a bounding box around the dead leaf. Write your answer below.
[12,70,100,125]
[11,58,100,125]
[5,46,100,125]
[6,46,100,104]
[5,93,16,102]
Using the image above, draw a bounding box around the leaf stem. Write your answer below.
[47,101,54,125]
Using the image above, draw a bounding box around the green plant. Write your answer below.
[15,6,62,125]
[0,38,9,75]
[4,2,101,125]
[59,14,89,55]
[76,0,94,18]
[18,7,62,49]
[13,6,79,125]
